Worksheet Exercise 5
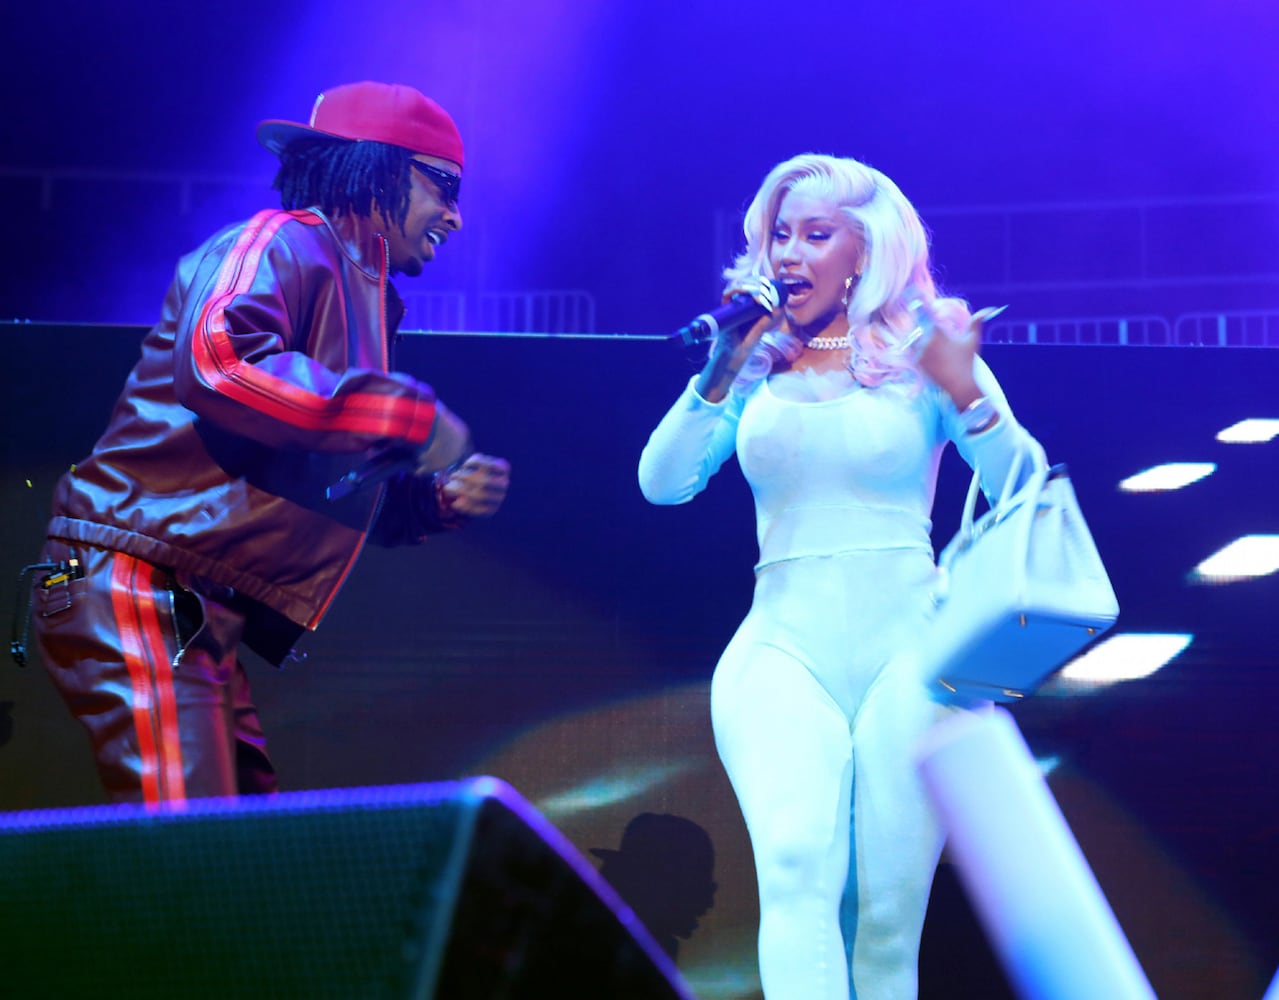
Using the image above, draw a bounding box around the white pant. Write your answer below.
[711,549,950,1000]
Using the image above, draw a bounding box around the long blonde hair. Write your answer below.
[724,153,965,389]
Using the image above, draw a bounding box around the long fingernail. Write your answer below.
[894,325,930,354]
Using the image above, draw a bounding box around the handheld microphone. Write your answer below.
[326,450,412,501]
[672,283,789,346]
[327,438,478,502]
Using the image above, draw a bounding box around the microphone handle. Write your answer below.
[672,284,789,346]
[326,450,412,501]
[675,312,719,347]
[671,294,762,346]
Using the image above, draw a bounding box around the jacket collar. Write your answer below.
[316,209,388,280]
[306,207,404,331]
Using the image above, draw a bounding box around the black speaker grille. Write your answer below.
[0,779,690,999]
[0,783,471,997]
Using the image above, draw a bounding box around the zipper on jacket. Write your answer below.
[309,233,393,630]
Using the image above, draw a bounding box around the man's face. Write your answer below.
[378,155,463,277]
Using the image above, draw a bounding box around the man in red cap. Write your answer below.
[24,82,510,805]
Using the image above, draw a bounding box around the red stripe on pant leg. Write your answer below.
[129,563,188,805]
[109,555,162,804]
[109,555,188,805]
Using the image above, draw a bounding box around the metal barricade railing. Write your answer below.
[1172,311,1279,348]
[397,291,468,333]
[476,290,597,335]
[391,308,1279,345]
[983,310,1279,348]
[983,315,1174,347]
[397,289,599,335]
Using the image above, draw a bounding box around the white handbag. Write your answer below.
[915,453,1119,703]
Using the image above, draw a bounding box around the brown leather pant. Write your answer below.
[32,539,277,805]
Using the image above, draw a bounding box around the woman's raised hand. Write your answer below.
[902,291,1007,408]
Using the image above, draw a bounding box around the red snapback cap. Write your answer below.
[257,81,464,167]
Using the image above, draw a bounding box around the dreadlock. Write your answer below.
[272,137,414,231]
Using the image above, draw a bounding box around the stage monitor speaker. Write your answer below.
[0,776,692,999]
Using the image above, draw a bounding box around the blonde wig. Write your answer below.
[724,153,969,389]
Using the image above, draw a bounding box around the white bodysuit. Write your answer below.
[638,359,1043,1000]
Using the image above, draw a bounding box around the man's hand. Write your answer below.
[437,454,510,519]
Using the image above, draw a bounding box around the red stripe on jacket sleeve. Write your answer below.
[190,210,437,445]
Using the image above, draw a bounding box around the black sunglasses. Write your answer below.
[410,160,461,205]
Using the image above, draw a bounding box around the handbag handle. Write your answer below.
[958,447,1053,537]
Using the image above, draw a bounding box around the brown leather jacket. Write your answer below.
[47,208,452,662]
